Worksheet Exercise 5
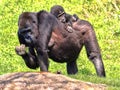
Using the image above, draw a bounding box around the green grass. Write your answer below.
[0,0,120,89]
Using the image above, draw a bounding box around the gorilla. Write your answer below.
[15,10,105,77]
[50,5,78,23]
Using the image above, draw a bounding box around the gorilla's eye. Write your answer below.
[32,21,36,23]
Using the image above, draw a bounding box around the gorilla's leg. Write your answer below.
[84,25,106,77]
[15,44,39,69]
[67,61,78,74]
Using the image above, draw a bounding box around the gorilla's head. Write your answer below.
[50,5,66,23]
[18,12,39,47]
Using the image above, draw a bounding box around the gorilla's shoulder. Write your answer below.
[37,10,57,23]
[37,10,51,17]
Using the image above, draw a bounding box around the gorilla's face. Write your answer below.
[18,12,39,47]
[57,13,66,23]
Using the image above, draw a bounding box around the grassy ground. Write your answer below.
[0,0,120,89]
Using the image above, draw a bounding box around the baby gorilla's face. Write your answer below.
[50,5,67,23]
[57,12,66,23]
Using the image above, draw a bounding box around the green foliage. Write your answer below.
[0,0,120,89]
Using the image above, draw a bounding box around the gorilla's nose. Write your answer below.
[25,35,30,39]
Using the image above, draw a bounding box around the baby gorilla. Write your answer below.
[50,5,79,33]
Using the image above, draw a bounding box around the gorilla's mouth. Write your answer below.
[24,34,38,47]
[24,35,34,46]
[25,38,32,44]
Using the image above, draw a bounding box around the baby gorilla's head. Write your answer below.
[50,5,66,23]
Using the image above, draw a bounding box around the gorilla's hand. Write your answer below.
[15,44,26,56]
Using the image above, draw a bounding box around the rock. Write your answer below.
[0,72,107,90]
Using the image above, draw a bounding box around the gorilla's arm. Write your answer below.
[36,10,57,71]
[84,26,106,77]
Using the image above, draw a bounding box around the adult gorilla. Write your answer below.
[15,10,105,77]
